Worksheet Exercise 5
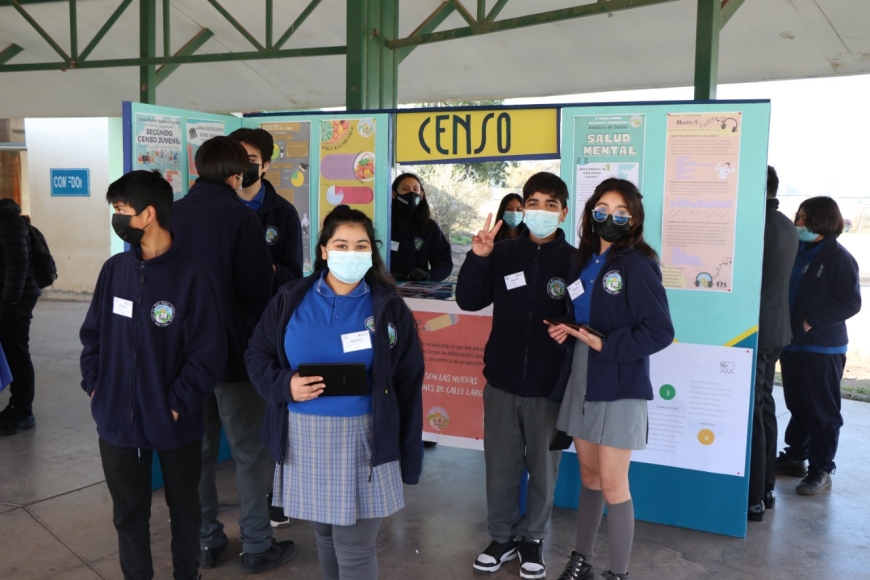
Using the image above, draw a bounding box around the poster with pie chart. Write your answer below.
[319,118,377,224]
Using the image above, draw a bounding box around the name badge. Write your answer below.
[504,271,527,290]
[567,279,585,300]
[390,241,400,252]
[341,330,373,353]
[113,297,133,318]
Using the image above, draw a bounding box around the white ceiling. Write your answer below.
[0,0,867,117]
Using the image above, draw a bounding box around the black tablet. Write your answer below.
[298,363,368,397]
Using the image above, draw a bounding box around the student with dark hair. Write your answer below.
[245,207,424,580]
[776,196,861,496]
[172,136,297,573]
[493,193,527,243]
[547,178,673,580]
[457,172,575,579]
[390,173,453,281]
[229,128,304,293]
[80,170,227,580]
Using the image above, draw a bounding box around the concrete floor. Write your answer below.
[1,300,869,580]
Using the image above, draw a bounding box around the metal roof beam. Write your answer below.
[720,0,745,29]
[485,0,509,23]
[397,1,454,64]
[274,0,323,50]
[78,0,134,62]
[207,0,266,51]
[155,28,214,87]
[694,0,719,99]
[0,43,24,65]
[8,0,70,62]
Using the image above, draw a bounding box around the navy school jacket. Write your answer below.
[551,247,674,402]
[259,179,304,292]
[245,270,425,484]
[455,229,576,399]
[171,179,273,382]
[79,241,226,450]
[390,217,453,281]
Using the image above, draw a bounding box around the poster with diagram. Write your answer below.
[319,118,377,224]
[185,118,226,189]
[134,113,183,198]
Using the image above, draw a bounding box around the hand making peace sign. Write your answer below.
[471,213,503,257]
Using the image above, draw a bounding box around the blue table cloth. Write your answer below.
[0,341,12,392]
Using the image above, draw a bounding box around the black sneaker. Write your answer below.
[266,492,290,528]
[796,469,832,496]
[774,451,807,477]
[558,551,594,580]
[199,537,228,569]
[601,571,629,580]
[747,502,764,522]
[241,538,298,574]
[764,490,775,510]
[473,539,518,574]
[518,539,546,579]
[0,406,35,436]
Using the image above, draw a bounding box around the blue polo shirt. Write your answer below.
[284,271,374,416]
[573,247,611,325]
[240,182,266,211]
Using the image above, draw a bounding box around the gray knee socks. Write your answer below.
[606,499,634,576]
[575,486,605,558]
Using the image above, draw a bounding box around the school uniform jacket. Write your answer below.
[259,179,303,292]
[390,218,453,281]
[245,271,425,484]
[79,241,227,450]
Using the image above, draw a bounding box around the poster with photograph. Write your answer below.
[135,113,183,197]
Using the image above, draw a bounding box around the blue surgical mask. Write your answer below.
[523,209,561,239]
[796,225,819,243]
[327,250,372,284]
[502,211,523,228]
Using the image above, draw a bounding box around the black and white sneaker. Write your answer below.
[518,539,546,579]
[473,539,518,574]
[267,492,290,528]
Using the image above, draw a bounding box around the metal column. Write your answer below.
[693,0,720,100]
[346,0,398,110]
[140,0,157,104]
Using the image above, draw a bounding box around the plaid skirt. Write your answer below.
[272,412,405,526]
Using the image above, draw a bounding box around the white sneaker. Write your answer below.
[473,539,518,574]
[518,539,546,579]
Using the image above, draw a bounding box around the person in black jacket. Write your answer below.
[776,196,861,496]
[457,172,575,580]
[390,173,453,281]
[0,198,41,436]
[80,170,227,580]
[747,166,799,522]
[245,207,424,580]
[229,128,304,293]
[171,137,297,573]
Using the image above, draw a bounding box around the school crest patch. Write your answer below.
[151,301,175,327]
[603,271,623,295]
[414,236,424,251]
[388,323,397,348]
[547,277,566,299]
[365,316,375,333]
[265,226,279,245]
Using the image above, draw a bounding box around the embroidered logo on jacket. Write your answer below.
[265,226,279,245]
[414,236,424,251]
[365,316,375,333]
[388,323,397,348]
[603,271,623,295]
[547,277,566,299]
[151,301,175,327]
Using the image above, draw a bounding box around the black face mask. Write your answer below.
[241,162,261,189]
[393,192,419,214]
[112,213,146,246]
[592,215,631,243]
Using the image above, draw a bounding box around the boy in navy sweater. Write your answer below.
[80,170,226,580]
[456,172,575,580]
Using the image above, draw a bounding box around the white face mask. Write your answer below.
[523,209,561,239]
[327,250,373,284]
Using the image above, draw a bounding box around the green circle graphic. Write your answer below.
[659,384,676,400]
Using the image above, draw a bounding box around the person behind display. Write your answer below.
[245,207,425,580]
[389,173,453,282]
[493,192,527,243]
[547,178,674,580]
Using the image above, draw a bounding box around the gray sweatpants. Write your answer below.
[483,384,562,543]
[312,518,382,580]
[199,381,274,554]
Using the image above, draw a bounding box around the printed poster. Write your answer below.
[186,118,226,189]
[573,114,645,238]
[661,112,741,291]
[319,118,377,224]
[260,121,313,274]
[632,342,753,477]
[135,113,183,197]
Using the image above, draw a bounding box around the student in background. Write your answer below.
[390,173,453,282]
[493,193,526,243]
[245,207,424,580]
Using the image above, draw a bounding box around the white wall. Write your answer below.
[25,118,117,296]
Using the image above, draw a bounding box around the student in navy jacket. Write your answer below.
[547,178,673,580]
[245,207,424,580]
[390,173,453,281]
[171,137,297,573]
[79,170,226,580]
[776,196,861,496]
[229,128,304,292]
[457,172,575,579]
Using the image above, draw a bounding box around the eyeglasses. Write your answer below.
[592,206,632,226]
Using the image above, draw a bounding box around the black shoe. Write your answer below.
[796,469,832,496]
[241,538,298,574]
[558,551,594,580]
[747,502,764,522]
[602,571,629,580]
[473,539,518,574]
[266,492,290,528]
[423,440,438,448]
[775,451,807,477]
[0,406,35,436]
[518,539,546,579]
[764,490,775,510]
[199,537,228,569]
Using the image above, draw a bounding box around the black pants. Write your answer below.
[748,347,781,505]
[0,294,38,414]
[100,438,203,580]
[780,350,845,473]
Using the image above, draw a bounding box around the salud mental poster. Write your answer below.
[135,113,183,197]
[319,118,377,224]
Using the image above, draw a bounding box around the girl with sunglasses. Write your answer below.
[547,178,674,580]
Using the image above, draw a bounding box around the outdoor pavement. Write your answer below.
[1,300,869,579]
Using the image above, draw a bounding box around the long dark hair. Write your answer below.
[576,178,658,267]
[391,172,432,235]
[314,206,396,290]
[493,192,527,243]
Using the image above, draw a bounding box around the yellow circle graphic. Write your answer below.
[697,429,715,446]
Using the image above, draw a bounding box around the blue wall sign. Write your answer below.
[50,168,90,197]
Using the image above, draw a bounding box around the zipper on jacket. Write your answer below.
[522,245,542,381]
[128,260,146,448]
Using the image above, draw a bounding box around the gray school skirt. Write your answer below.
[556,343,648,450]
